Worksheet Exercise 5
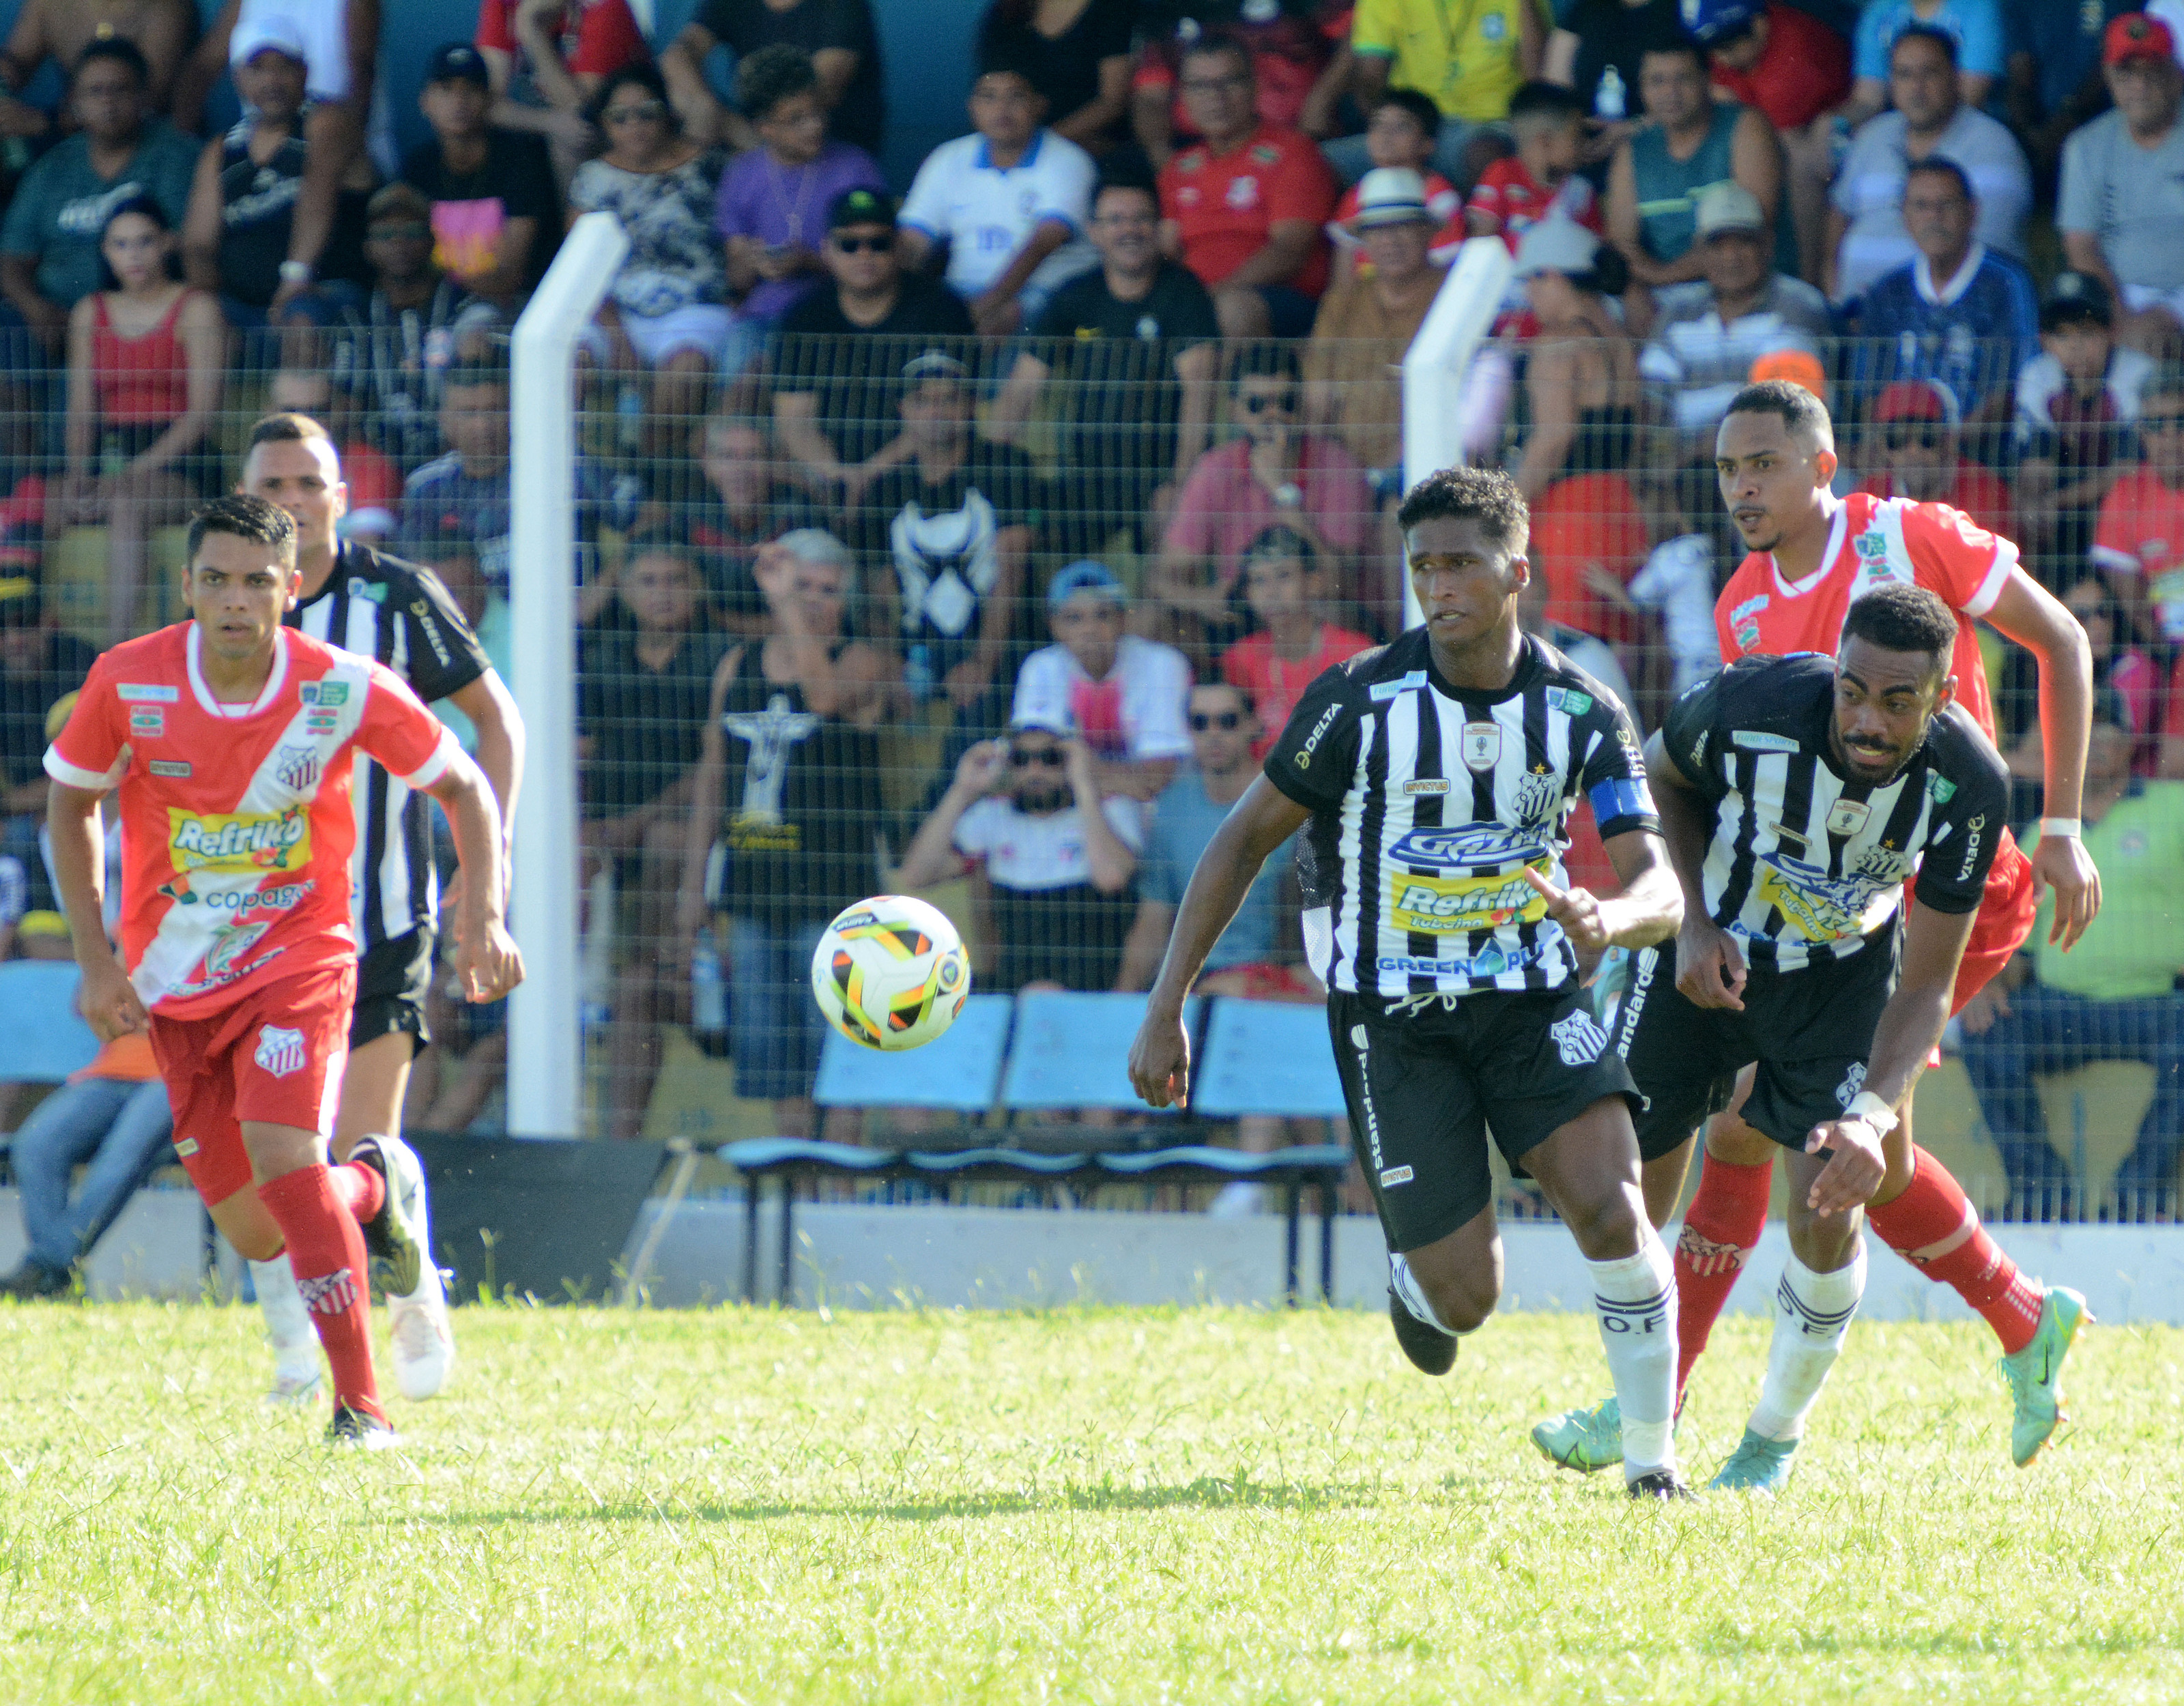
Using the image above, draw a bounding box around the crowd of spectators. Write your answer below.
[0,0,2174,1245]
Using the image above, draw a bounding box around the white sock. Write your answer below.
[1389,1252,1461,1338]
[1588,1236,1679,1477]
[1749,1245,1867,1444]
[250,1255,317,1374]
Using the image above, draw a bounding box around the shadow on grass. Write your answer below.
[404,1477,1392,1527]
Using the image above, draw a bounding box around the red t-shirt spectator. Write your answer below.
[476,0,649,77]
[1529,472,1651,644]
[2092,466,2184,644]
[1856,461,2015,545]
[1221,621,1373,757]
[1160,121,1338,299]
[1708,2,1851,133]
[1164,435,1372,594]
[1466,157,1603,250]
[1135,5,1346,143]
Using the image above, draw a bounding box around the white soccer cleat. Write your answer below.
[265,1363,324,1406]
[388,1269,457,1402]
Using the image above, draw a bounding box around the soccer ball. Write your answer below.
[810,895,971,1051]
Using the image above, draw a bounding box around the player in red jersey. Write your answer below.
[44,496,521,1444]
[1536,379,2100,1472]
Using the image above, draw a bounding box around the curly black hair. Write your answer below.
[188,493,298,567]
[1840,580,1958,676]
[736,42,818,124]
[1394,466,1529,555]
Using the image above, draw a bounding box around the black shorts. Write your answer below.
[1609,931,1898,1162]
[1327,985,1641,1254]
[351,927,435,1053]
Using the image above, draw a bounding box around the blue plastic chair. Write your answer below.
[998,991,1201,1113]
[812,993,1014,1112]
[1190,998,1349,1120]
[0,962,102,1084]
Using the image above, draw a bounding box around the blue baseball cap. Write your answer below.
[1047,560,1125,610]
[1684,0,1764,44]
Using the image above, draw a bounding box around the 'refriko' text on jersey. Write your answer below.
[1661,652,2011,972]
[1264,631,1660,999]
[284,542,491,950]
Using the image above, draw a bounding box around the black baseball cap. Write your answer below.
[2041,270,2112,330]
[827,187,896,232]
[425,42,491,88]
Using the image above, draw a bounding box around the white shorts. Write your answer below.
[2120,284,2184,326]
[581,303,735,368]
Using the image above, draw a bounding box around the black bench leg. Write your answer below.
[743,1177,761,1304]
[1284,1182,1302,1307]
[777,1179,796,1305]
[1319,1177,1335,1303]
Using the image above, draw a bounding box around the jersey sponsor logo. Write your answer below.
[149,760,190,777]
[1927,774,1957,805]
[1613,946,1658,1059]
[158,876,307,916]
[1293,699,1341,770]
[1825,799,1871,838]
[1729,592,1768,650]
[1732,729,1801,753]
[1461,722,1502,772]
[130,708,165,738]
[168,807,311,873]
[117,683,178,702]
[1403,777,1452,795]
[1225,175,1261,210]
[412,602,456,669]
[1390,868,1549,934]
[272,744,321,793]
[1386,823,1549,871]
[299,681,349,708]
[1755,852,1891,941]
[1854,528,1892,562]
[1545,686,1592,716]
[1549,1008,1608,1066]
[1379,1165,1414,1187]
[1368,670,1426,701]
[1375,940,1542,979]
[253,1023,307,1078]
[306,710,338,734]
[346,577,388,604]
[1689,729,1710,771]
[1957,813,1985,882]
[1347,1024,1385,1171]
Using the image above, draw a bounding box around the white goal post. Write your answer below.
[1398,236,1515,629]
[508,210,629,1139]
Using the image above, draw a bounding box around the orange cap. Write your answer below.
[1749,348,1826,400]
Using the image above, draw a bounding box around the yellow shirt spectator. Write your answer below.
[1350,0,1533,123]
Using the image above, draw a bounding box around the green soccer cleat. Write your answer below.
[1707,1429,1800,1494]
[1998,1284,2089,1467]
[1531,1395,1622,1473]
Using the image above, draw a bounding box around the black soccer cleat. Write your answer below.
[1626,1469,1697,1501]
[324,1405,396,1449]
[0,1259,74,1299]
[347,1133,427,1297]
[1388,1288,1459,1376]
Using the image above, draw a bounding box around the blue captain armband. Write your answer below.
[1588,777,1655,827]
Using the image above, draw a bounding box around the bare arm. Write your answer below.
[181,139,227,293]
[1132,84,1175,171]
[443,669,526,860]
[2060,230,2123,306]
[894,741,999,889]
[988,351,1050,446]
[1348,50,1391,110]
[772,389,846,489]
[1729,107,1785,242]
[513,0,594,115]
[1542,28,1578,85]
[675,646,739,937]
[1645,729,1747,1011]
[1069,741,1138,893]
[660,21,732,146]
[1173,342,1216,476]
[1054,54,1131,148]
[422,745,524,1002]
[61,296,96,479]
[0,253,64,349]
[1127,774,1310,1106]
[1297,45,1352,140]
[170,0,241,134]
[1220,220,1320,291]
[975,221,1072,323]
[277,0,377,301]
[1115,897,1175,992]
[48,782,144,1041]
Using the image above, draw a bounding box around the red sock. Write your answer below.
[1867,1146,2043,1355]
[325,1159,385,1227]
[1672,1152,1773,1401]
[257,1165,382,1421]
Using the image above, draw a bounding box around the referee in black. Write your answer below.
[1127,466,1695,1498]
[240,409,524,1406]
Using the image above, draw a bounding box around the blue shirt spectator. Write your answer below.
[1853,156,2037,422]
[2003,0,2136,129]
[1852,1,2007,100]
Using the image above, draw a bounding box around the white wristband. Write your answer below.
[2039,817,2082,839]
[1845,1090,1897,1136]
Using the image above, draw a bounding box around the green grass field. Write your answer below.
[2,1301,2179,1704]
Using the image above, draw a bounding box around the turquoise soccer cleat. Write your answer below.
[1531,1395,1623,1473]
[1707,1429,1799,1494]
[1998,1284,2089,1467]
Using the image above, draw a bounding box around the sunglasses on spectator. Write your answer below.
[1011,747,1066,767]
[1190,711,1244,730]
[833,234,893,254]
[1242,390,1298,414]
[1884,426,1940,448]
[604,100,666,124]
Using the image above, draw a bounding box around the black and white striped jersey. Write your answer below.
[285,541,492,949]
[1265,630,1661,1000]
[1659,652,2009,972]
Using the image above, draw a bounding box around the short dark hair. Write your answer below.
[1904,156,1973,203]
[1725,378,1836,450]
[188,494,298,568]
[247,411,335,452]
[622,533,698,573]
[736,42,818,121]
[1093,164,1158,210]
[1178,32,1254,81]
[75,38,149,89]
[93,194,179,291]
[1243,524,1318,573]
[1840,581,1957,674]
[1191,677,1254,717]
[1638,37,1710,79]
[1395,465,1529,555]
[1230,343,1301,386]
[1891,21,1959,68]
[973,46,1042,91]
[1373,88,1445,139]
[1506,80,1587,129]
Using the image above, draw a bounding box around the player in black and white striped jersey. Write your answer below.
[1127,467,1697,1499]
[238,411,524,1408]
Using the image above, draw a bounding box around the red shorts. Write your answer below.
[147,963,356,1206]
[1945,827,2037,1015]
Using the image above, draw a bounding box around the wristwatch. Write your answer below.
[1273,481,1302,508]
[278,260,315,285]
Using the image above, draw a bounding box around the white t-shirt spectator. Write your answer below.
[1831,107,2031,303]
[2058,109,2184,301]
[899,128,1099,302]
[1628,534,1723,695]
[1011,634,1194,764]
[2013,344,2157,453]
[951,792,1146,889]
[1639,274,1834,434]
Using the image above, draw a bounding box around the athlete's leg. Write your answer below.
[1526,1097,1680,1484]
[244,1119,386,1423]
[328,1031,415,1164]
[1389,1204,1503,1335]
[1866,1112,2043,1355]
[1640,1134,1696,1231]
[1671,1075,1776,1400]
